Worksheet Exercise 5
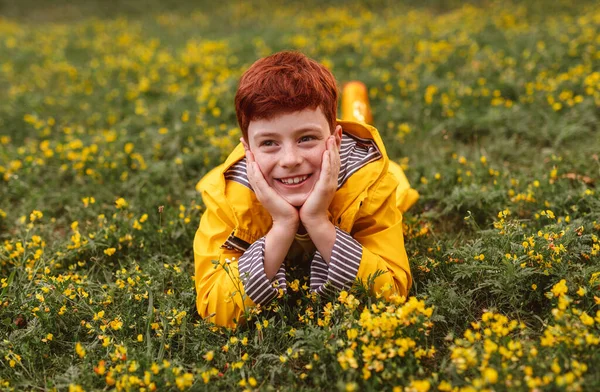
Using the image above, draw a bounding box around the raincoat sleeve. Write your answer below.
[194,185,285,328]
[309,172,412,298]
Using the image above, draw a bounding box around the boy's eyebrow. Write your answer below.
[253,126,324,138]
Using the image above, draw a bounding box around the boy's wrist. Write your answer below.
[303,218,336,263]
[271,219,299,235]
[303,217,333,237]
[264,220,298,280]
[300,214,329,228]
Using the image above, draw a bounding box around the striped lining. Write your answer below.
[311,227,362,295]
[310,251,329,292]
[224,158,252,190]
[237,237,287,305]
[337,132,381,188]
[220,232,251,252]
[224,132,381,190]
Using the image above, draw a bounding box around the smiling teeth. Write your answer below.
[280,175,308,184]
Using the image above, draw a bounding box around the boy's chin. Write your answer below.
[282,194,308,208]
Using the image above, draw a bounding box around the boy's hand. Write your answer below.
[244,147,299,230]
[299,136,340,226]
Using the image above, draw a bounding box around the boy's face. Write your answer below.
[245,107,342,207]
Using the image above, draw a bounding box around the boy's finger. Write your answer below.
[331,144,340,173]
[245,150,255,163]
[248,163,267,196]
[251,163,271,191]
[319,151,331,185]
[331,136,340,159]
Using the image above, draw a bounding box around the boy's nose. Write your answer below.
[279,147,303,167]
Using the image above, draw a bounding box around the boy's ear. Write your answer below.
[333,124,342,149]
[240,137,250,151]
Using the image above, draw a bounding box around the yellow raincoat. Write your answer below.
[194,119,418,328]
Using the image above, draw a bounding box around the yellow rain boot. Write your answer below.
[340,81,419,213]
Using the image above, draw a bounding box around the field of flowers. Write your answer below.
[1,0,600,390]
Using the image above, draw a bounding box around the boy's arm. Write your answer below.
[300,134,368,293]
[300,135,340,263]
[237,222,296,305]
[308,172,412,298]
[243,143,299,279]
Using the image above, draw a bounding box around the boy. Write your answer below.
[194,51,417,328]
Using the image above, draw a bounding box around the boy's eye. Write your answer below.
[299,135,315,143]
[260,140,275,147]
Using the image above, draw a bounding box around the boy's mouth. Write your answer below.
[276,174,311,185]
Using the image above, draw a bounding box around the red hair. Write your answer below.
[235,51,338,140]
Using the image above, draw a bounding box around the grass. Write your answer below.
[1,0,600,390]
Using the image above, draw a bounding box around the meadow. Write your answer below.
[1,0,600,390]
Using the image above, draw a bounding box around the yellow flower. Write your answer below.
[175,373,194,391]
[104,248,116,256]
[93,310,105,320]
[115,198,128,209]
[482,368,498,384]
[82,197,95,207]
[109,318,123,330]
[29,210,43,222]
[248,377,257,387]
[362,367,371,380]
[551,279,568,297]
[231,361,243,369]
[94,360,106,375]
[203,351,214,361]
[289,279,300,292]
[551,360,561,374]
[151,363,160,374]
[580,312,594,326]
[398,123,411,135]
[347,328,358,340]
[75,342,86,358]
[405,379,430,392]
